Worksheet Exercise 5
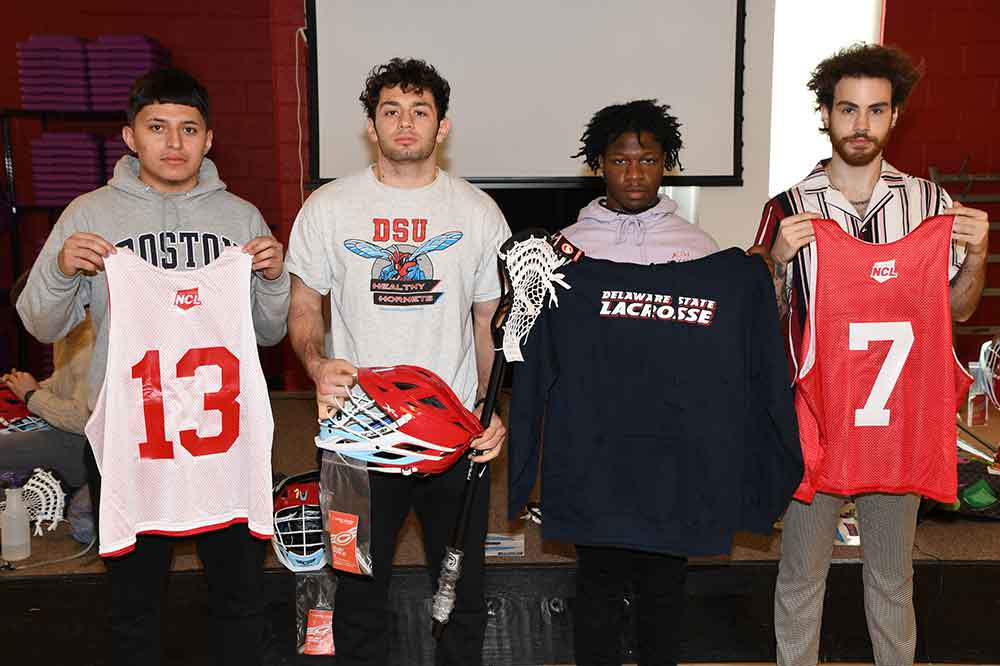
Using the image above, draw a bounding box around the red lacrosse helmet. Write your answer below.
[316,365,484,476]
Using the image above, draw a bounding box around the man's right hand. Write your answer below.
[770,212,822,265]
[311,357,358,418]
[58,232,116,277]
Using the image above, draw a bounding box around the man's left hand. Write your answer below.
[946,203,989,258]
[469,407,506,463]
[2,370,40,402]
[244,235,285,281]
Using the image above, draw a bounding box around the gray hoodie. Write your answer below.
[561,195,719,264]
[16,155,290,409]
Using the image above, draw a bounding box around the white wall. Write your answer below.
[313,0,743,182]
[767,0,883,197]
[694,1,776,249]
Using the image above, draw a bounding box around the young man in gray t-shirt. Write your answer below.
[286,57,509,666]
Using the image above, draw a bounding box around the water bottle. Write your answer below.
[2,487,31,561]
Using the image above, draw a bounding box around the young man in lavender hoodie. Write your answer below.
[558,99,718,666]
[561,99,718,265]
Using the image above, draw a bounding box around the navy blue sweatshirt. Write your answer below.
[507,248,803,556]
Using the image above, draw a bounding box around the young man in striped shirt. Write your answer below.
[755,44,988,666]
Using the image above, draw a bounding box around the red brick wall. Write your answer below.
[884,0,1000,361]
[268,0,311,389]
[1,0,287,380]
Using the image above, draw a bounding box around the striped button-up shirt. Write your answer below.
[755,159,963,373]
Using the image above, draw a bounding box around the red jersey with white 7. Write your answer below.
[794,215,971,503]
[86,247,274,556]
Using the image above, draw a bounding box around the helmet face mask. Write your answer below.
[315,365,483,476]
[272,472,327,572]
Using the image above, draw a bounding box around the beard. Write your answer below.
[375,131,436,163]
[831,127,890,167]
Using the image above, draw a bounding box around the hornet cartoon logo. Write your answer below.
[344,230,462,306]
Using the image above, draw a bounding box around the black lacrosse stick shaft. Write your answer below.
[431,350,505,640]
[431,228,550,640]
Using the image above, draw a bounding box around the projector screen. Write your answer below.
[307,0,745,187]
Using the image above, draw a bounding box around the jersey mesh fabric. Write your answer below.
[794,215,971,503]
[85,247,274,556]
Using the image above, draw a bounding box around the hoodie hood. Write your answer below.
[561,195,719,264]
[109,155,227,232]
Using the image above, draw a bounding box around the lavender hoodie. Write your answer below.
[561,196,718,264]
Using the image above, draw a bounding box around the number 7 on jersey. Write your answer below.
[848,321,914,427]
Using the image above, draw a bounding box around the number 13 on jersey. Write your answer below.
[849,321,914,427]
[131,346,241,459]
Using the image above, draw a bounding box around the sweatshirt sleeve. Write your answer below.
[27,347,92,434]
[16,200,92,343]
[507,304,558,519]
[742,258,803,532]
[248,209,290,347]
[473,202,511,303]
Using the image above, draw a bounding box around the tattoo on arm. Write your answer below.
[773,262,789,319]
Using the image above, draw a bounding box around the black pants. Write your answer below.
[333,460,490,666]
[573,545,687,666]
[85,443,267,666]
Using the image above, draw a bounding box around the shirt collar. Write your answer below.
[802,158,903,194]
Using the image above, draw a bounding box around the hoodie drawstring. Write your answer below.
[616,216,647,247]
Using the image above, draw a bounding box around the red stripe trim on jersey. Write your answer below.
[100,518,272,557]
[138,516,251,538]
[101,543,136,558]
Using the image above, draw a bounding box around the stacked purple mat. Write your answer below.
[104,136,129,180]
[88,35,171,112]
[31,133,103,206]
[17,35,90,111]
[104,135,130,181]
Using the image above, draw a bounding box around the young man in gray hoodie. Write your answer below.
[16,68,289,666]
[560,99,718,666]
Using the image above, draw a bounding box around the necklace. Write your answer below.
[849,197,871,206]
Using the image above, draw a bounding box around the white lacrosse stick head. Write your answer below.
[21,468,66,535]
[498,234,572,362]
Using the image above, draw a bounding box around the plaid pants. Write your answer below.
[774,492,920,666]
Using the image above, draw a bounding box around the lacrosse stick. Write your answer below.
[978,339,1000,411]
[431,229,580,639]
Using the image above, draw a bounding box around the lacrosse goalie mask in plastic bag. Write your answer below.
[315,365,483,476]
[272,471,327,572]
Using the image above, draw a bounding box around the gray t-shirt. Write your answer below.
[286,166,511,406]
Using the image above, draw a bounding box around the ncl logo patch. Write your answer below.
[175,287,202,310]
[870,259,898,283]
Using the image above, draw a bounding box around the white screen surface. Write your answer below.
[309,0,744,185]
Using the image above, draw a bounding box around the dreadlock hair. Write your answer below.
[127,68,210,126]
[359,57,451,121]
[808,43,921,133]
[573,99,683,173]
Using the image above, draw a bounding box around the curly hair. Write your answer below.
[573,100,683,173]
[359,57,451,120]
[808,43,922,118]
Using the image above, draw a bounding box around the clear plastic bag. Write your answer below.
[295,569,337,655]
[320,450,374,577]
